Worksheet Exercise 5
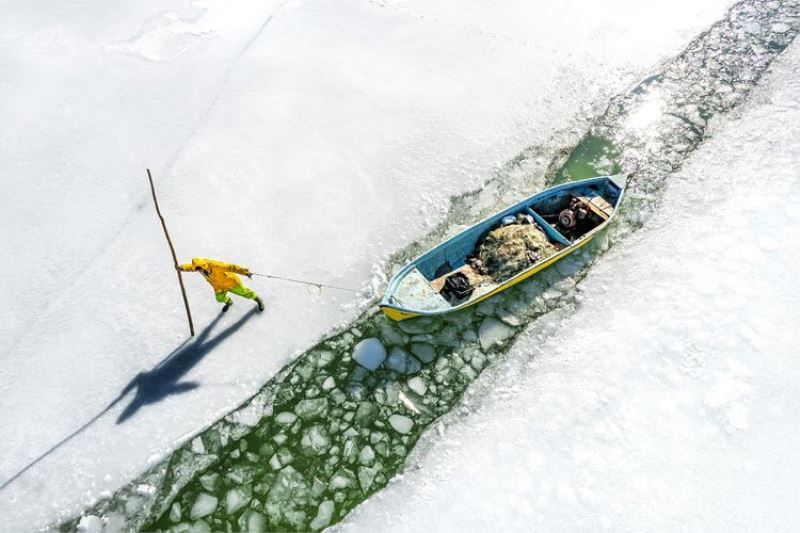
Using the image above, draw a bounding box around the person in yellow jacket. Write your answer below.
[178,258,264,313]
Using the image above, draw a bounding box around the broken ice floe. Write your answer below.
[352,338,386,370]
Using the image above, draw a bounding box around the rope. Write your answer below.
[250,272,360,293]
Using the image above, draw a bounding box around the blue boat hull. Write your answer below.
[380,175,626,321]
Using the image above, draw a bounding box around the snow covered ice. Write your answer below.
[1,0,795,530]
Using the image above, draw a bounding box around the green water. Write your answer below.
[553,134,621,184]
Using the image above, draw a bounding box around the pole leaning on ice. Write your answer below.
[147,168,195,337]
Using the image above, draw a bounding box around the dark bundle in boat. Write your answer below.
[477,222,557,281]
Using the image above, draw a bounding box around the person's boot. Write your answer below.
[255,297,265,312]
[222,299,233,313]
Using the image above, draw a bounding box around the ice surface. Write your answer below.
[477,317,516,350]
[353,338,387,371]
[295,398,328,420]
[387,347,422,374]
[224,487,249,515]
[407,377,427,396]
[189,493,217,520]
[337,41,800,532]
[310,500,335,530]
[0,0,748,529]
[409,343,437,364]
[388,414,414,435]
[276,411,298,424]
[76,515,102,533]
[358,445,375,466]
[300,425,332,456]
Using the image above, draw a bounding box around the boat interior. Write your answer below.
[388,179,622,312]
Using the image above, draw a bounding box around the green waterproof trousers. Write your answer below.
[215,283,259,304]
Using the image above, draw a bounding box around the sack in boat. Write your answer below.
[478,223,557,281]
[441,272,473,303]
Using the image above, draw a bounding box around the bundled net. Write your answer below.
[477,224,557,281]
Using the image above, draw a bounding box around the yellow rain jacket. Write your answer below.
[179,258,252,292]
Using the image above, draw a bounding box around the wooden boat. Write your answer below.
[379,175,627,321]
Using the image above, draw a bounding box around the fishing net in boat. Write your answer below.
[477,224,557,281]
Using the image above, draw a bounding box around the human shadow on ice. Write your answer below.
[0,310,256,491]
[115,308,257,424]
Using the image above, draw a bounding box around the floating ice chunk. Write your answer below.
[496,307,522,327]
[269,453,282,470]
[459,365,478,380]
[103,513,126,532]
[387,347,409,372]
[350,366,369,382]
[295,398,328,420]
[407,376,427,395]
[353,338,387,370]
[191,437,206,455]
[354,402,379,426]
[266,466,310,520]
[300,424,332,456]
[226,464,257,484]
[199,472,219,492]
[189,493,218,520]
[358,465,378,493]
[189,520,211,533]
[478,318,515,350]
[462,330,478,342]
[169,502,182,523]
[225,488,250,515]
[359,445,376,465]
[310,500,335,531]
[410,342,436,363]
[387,347,422,374]
[542,287,562,302]
[772,22,791,33]
[76,515,102,533]
[470,352,487,371]
[331,468,357,489]
[555,256,583,277]
[379,321,407,345]
[397,317,435,334]
[477,298,498,316]
[277,447,294,466]
[230,399,262,427]
[276,411,298,425]
[322,376,336,390]
[343,437,359,463]
[136,483,155,497]
[398,391,421,415]
[238,510,266,533]
[388,414,414,434]
[314,350,336,367]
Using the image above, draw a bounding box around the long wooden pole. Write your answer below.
[147,168,195,337]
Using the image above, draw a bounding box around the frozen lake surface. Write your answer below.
[3,0,798,531]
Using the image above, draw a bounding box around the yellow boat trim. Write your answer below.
[379,306,421,321]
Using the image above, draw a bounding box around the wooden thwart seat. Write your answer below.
[575,194,614,220]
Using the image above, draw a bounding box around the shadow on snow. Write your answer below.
[116,308,257,424]
[0,309,256,491]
